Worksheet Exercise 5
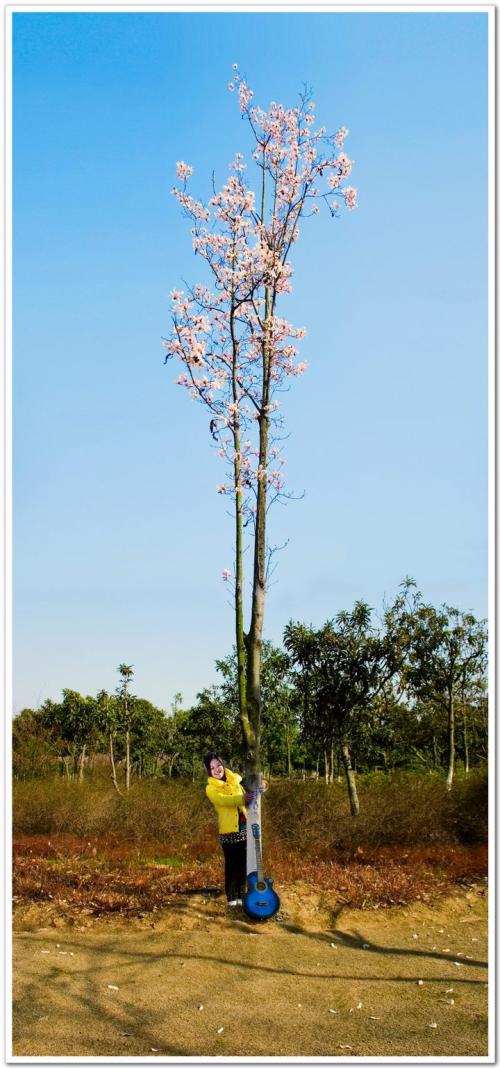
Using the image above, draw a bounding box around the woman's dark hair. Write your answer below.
[204,751,225,775]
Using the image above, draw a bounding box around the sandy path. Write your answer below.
[12,886,488,1058]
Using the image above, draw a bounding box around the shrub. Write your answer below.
[264,769,488,855]
[12,778,213,850]
[13,768,488,857]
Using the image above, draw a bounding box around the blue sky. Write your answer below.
[12,9,489,714]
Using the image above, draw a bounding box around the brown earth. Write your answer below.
[12,883,488,1059]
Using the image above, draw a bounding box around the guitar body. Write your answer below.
[244,871,280,920]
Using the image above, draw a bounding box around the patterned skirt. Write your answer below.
[219,830,247,845]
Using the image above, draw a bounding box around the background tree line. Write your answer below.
[13,582,487,809]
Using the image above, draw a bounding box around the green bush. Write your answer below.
[13,769,488,854]
[265,769,488,854]
[442,769,488,844]
[12,778,213,847]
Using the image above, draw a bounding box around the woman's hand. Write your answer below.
[244,781,267,804]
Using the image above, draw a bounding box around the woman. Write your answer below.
[204,751,250,907]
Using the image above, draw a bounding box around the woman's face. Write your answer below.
[209,757,225,779]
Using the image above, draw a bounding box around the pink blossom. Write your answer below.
[222,569,231,580]
[167,74,356,527]
[334,126,349,148]
[334,152,353,177]
[176,161,193,180]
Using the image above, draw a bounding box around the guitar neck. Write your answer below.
[253,829,264,883]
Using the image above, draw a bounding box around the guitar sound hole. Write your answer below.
[256,882,267,891]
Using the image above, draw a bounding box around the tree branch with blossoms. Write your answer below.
[164,66,357,779]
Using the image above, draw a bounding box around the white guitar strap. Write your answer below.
[245,772,262,877]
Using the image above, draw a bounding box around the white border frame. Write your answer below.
[5,3,495,1065]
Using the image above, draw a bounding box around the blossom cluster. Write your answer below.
[165,70,356,535]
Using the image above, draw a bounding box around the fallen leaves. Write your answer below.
[12,835,487,914]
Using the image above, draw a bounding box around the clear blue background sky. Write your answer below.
[13,9,489,714]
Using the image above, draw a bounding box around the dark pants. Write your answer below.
[220,837,247,901]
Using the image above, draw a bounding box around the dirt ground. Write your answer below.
[12,883,488,1059]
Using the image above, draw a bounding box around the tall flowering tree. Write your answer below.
[164,68,356,782]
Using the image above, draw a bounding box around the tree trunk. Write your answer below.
[232,416,252,756]
[245,405,268,783]
[341,742,360,817]
[324,748,330,784]
[463,709,470,774]
[446,691,455,790]
[432,732,438,769]
[125,729,131,791]
[109,732,124,796]
[242,166,272,784]
[286,728,292,778]
[78,744,86,783]
[167,754,178,778]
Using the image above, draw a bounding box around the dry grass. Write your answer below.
[12,772,488,917]
[13,832,487,916]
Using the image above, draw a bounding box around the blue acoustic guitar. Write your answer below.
[243,822,280,920]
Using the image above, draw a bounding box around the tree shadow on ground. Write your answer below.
[22,930,488,986]
[13,960,191,1057]
[278,901,486,971]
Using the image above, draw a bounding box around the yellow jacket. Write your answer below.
[205,767,247,834]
